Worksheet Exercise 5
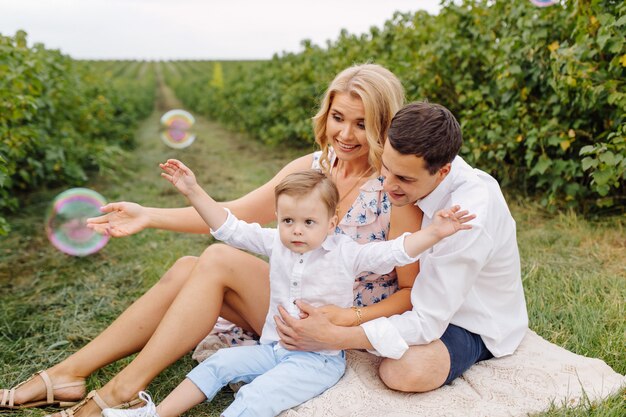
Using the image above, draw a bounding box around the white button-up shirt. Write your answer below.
[212,210,420,355]
[362,156,528,359]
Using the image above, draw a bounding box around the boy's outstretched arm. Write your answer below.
[403,205,475,258]
[160,159,228,231]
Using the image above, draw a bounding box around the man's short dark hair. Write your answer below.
[387,102,462,174]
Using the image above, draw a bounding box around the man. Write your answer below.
[275,102,528,392]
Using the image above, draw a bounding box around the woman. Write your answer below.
[0,64,422,417]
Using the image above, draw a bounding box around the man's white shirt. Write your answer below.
[361,156,528,359]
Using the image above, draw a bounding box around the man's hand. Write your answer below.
[86,201,148,237]
[274,301,342,351]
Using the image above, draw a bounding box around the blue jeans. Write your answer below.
[187,342,346,417]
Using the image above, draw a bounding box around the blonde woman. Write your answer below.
[1,64,422,417]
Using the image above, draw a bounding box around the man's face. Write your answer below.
[381,141,450,207]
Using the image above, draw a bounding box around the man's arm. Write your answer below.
[361,227,493,358]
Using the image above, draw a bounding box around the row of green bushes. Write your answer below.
[0,32,157,234]
[164,0,625,212]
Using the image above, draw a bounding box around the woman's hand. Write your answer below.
[316,304,358,327]
[86,201,149,237]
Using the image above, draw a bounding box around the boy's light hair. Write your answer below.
[274,170,339,217]
[312,63,405,175]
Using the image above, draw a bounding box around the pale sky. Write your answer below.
[0,0,441,60]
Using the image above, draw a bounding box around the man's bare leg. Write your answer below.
[378,340,450,392]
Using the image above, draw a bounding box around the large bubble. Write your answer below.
[45,188,109,256]
[160,109,196,149]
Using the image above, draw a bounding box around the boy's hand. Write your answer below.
[159,159,197,196]
[432,205,475,239]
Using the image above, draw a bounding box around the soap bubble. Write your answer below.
[160,109,196,149]
[45,188,109,256]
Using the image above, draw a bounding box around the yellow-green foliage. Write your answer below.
[210,62,224,89]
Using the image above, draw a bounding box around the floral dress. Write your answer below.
[192,149,398,358]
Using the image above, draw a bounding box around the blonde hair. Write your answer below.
[312,63,405,174]
[274,170,339,217]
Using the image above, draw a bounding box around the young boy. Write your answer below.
[103,160,474,417]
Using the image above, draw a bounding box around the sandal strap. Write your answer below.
[1,370,52,407]
[86,390,112,411]
[49,390,107,417]
[1,389,10,407]
[37,370,54,404]
[114,397,143,409]
[41,390,140,417]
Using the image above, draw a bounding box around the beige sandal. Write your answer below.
[44,390,142,417]
[0,370,85,409]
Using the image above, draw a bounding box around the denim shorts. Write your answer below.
[440,324,493,385]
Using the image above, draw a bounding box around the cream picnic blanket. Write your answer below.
[193,329,625,417]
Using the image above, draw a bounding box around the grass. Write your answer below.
[1,81,624,416]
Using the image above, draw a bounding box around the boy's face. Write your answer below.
[276,190,338,254]
[381,141,450,207]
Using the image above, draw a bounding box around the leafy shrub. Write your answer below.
[0,32,156,235]
[165,0,624,212]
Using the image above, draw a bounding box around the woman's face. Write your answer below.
[325,92,370,164]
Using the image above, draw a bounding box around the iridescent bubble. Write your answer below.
[45,188,109,256]
[160,109,196,149]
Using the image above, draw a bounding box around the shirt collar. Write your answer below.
[321,235,338,251]
[415,156,459,219]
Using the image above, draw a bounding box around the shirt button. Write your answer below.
[292,282,298,286]
[299,259,303,264]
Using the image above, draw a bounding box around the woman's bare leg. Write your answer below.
[7,256,198,405]
[50,244,270,417]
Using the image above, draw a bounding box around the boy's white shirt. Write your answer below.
[211,209,421,355]
[361,156,528,360]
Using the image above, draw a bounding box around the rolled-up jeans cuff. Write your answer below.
[187,364,224,401]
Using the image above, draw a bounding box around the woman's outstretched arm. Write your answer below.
[87,154,314,236]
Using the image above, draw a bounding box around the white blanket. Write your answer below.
[194,329,625,416]
[279,330,625,416]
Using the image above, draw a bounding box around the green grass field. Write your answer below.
[0,82,624,416]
